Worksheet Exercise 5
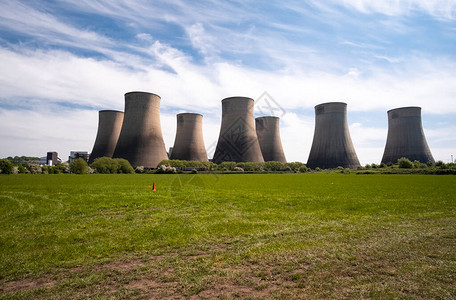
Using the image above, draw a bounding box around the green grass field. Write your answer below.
[0,174,455,299]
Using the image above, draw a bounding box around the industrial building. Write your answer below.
[307,102,360,169]
[212,97,264,164]
[255,116,286,163]
[69,151,89,164]
[381,107,435,164]
[170,113,208,161]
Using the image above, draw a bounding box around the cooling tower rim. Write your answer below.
[221,96,254,103]
[124,91,161,98]
[177,112,203,117]
[255,116,280,120]
[387,106,421,114]
[99,109,124,113]
[314,101,347,109]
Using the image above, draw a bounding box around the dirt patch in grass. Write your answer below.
[1,277,57,292]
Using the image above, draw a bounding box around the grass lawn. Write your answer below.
[0,173,455,299]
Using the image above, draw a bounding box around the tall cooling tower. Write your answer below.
[212,97,264,164]
[112,92,168,168]
[307,102,360,169]
[88,110,124,164]
[170,113,208,161]
[381,107,434,164]
[255,116,286,163]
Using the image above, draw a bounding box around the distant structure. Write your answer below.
[88,110,124,164]
[168,147,173,159]
[112,92,168,168]
[307,102,360,169]
[170,113,208,161]
[41,152,62,166]
[69,151,89,164]
[381,106,435,164]
[213,97,264,163]
[255,116,286,163]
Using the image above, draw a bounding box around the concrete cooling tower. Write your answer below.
[88,110,124,164]
[212,97,264,164]
[112,92,168,168]
[170,113,208,161]
[307,102,360,169]
[255,116,286,163]
[381,107,434,164]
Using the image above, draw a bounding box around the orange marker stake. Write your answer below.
[152,182,156,191]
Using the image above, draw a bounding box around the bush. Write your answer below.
[90,157,119,173]
[233,167,244,172]
[298,166,308,173]
[0,159,14,174]
[191,169,198,174]
[379,163,387,168]
[264,161,286,171]
[398,157,413,169]
[117,159,134,174]
[90,157,134,174]
[135,166,145,173]
[155,165,177,174]
[70,158,89,174]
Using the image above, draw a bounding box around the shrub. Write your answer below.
[0,159,13,174]
[135,166,145,173]
[155,165,177,174]
[298,166,308,173]
[191,169,198,174]
[70,158,89,174]
[117,159,134,174]
[90,157,119,173]
[285,162,305,172]
[233,167,244,172]
[379,163,387,168]
[264,161,286,171]
[17,165,26,174]
[365,164,371,169]
[398,157,413,169]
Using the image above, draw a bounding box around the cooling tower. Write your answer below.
[255,116,286,163]
[88,110,124,164]
[307,102,360,169]
[381,107,434,164]
[212,97,264,163]
[112,92,168,168]
[170,113,208,161]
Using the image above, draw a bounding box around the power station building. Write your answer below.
[170,113,208,161]
[112,92,168,168]
[212,97,264,164]
[381,106,435,164]
[307,102,360,169]
[88,110,124,164]
[255,116,286,163]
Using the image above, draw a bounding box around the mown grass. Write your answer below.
[0,174,455,299]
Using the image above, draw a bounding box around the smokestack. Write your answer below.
[307,102,360,169]
[212,97,264,163]
[381,107,434,164]
[112,92,168,168]
[88,110,124,164]
[255,116,286,163]
[170,113,208,161]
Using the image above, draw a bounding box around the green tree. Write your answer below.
[116,159,134,174]
[70,158,89,174]
[0,159,14,174]
[398,157,413,169]
[90,157,119,173]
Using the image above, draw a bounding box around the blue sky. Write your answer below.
[0,0,455,164]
